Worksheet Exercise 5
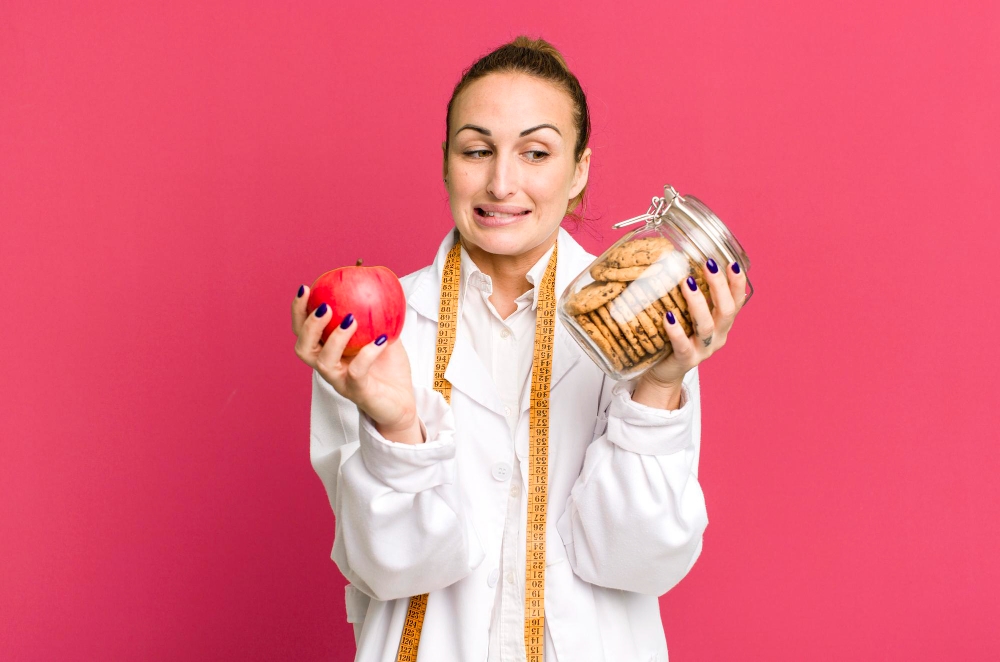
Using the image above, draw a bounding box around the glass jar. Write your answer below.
[558,184,753,380]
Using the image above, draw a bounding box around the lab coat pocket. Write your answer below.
[592,409,609,441]
[344,583,371,646]
[544,558,604,662]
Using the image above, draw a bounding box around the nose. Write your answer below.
[486,153,517,200]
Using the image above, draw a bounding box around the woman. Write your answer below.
[293,37,747,662]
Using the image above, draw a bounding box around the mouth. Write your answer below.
[474,206,532,225]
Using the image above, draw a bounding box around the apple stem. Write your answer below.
[356,259,363,266]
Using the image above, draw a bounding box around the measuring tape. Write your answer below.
[395,240,558,662]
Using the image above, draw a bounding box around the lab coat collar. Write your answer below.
[407,226,589,409]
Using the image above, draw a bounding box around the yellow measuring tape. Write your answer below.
[396,239,558,662]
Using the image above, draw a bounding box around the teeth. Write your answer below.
[481,210,524,217]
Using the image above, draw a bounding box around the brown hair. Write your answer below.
[444,36,592,220]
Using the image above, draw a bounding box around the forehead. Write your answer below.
[450,72,575,136]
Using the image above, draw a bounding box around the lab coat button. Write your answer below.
[491,462,511,481]
[500,328,511,339]
[487,568,499,588]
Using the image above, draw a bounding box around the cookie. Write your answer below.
[604,236,674,269]
[564,280,627,315]
[589,263,649,283]
[575,314,624,372]
[630,346,672,373]
[619,289,665,350]
[642,269,695,337]
[595,304,640,364]
[648,279,693,337]
[587,311,632,368]
[603,301,647,358]
[608,296,657,354]
[628,283,670,338]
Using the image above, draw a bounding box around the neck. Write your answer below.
[461,228,558,319]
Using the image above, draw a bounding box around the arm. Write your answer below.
[555,366,707,596]
[310,369,485,601]
[555,253,748,594]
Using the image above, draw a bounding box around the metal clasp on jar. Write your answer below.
[612,185,684,230]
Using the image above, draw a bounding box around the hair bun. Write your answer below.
[510,35,570,71]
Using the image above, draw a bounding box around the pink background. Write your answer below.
[2,1,998,660]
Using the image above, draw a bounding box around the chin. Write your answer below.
[464,228,540,257]
[459,217,560,258]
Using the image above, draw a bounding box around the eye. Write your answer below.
[524,150,550,162]
[463,149,492,159]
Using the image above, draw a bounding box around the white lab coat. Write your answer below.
[310,227,708,662]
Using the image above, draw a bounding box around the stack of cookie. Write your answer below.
[563,236,713,374]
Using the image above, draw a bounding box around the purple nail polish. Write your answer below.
[340,313,354,329]
[732,262,741,274]
[297,285,305,298]
[686,276,697,291]
[315,303,328,317]
[706,259,718,274]
[375,334,388,346]
[666,310,676,325]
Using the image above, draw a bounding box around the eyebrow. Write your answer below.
[519,123,561,137]
[454,123,562,138]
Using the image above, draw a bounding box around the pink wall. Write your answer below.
[2,1,998,660]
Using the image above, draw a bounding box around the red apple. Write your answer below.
[305,260,406,355]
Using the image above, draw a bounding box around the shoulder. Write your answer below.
[399,264,432,297]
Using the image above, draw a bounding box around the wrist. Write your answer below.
[632,373,685,410]
[375,414,425,445]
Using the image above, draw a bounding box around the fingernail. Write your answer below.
[686,276,697,291]
[315,303,328,317]
[375,334,388,346]
[297,284,305,298]
[732,262,741,274]
[706,259,718,274]
[340,313,354,329]
[666,310,676,325]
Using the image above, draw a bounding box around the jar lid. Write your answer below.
[613,184,753,303]
[614,184,751,272]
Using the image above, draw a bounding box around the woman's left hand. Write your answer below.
[643,258,749,388]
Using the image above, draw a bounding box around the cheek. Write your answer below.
[445,170,473,200]
[529,166,574,205]
[447,161,484,188]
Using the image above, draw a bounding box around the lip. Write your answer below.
[477,204,531,214]
[473,204,532,227]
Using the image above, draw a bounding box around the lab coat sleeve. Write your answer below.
[556,366,708,596]
[309,369,485,601]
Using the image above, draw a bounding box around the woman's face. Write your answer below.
[445,72,591,258]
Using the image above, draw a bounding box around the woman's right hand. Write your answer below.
[292,285,422,444]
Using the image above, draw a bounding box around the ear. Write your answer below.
[442,141,449,181]
[568,147,592,201]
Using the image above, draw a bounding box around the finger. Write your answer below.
[661,309,698,366]
[315,311,358,374]
[727,261,749,312]
[345,333,390,381]
[296,302,335,363]
[702,258,737,331]
[291,284,309,336]
[679,273,715,348]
